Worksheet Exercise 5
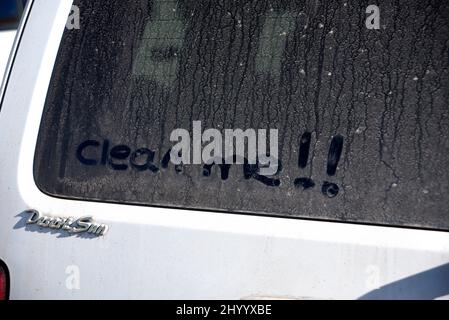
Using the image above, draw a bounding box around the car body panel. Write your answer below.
[0,30,15,84]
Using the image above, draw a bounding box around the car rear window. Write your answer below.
[34,0,449,230]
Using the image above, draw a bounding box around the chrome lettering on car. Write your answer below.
[24,209,108,236]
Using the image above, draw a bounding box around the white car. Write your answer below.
[0,0,449,300]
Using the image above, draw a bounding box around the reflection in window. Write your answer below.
[133,0,186,86]
[0,0,27,30]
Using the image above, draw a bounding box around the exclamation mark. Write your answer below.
[294,132,315,189]
[322,135,344,198]
[298,132,312,168]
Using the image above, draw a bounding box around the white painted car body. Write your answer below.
[0,0,448,300]
[0,30,16,87]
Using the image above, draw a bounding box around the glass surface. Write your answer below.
[35,0,449,230]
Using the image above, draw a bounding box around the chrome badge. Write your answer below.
[24,209,108,236]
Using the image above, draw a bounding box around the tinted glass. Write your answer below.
[35,0,449,230]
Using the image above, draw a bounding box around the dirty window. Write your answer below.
[34,0,449,230]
